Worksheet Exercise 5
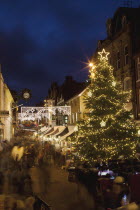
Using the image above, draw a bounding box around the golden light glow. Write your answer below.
[91,72,95,79]
[89,62,93,67]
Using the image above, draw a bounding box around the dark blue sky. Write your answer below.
[0,0,139,104]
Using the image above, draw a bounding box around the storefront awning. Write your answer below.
[38,126,47,133]
[56,126,69,137]
[44,127,54,136]
[52,126,65,137]
[46,126,59,136]
[60,126,75,141]
[41,127,51,135]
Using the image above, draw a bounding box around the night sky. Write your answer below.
[0,0,140,104]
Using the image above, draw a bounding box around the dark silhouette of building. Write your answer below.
[46,76,86,106]
[57,76,86,105]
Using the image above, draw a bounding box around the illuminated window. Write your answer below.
[75,113,78,121]
[64,115,68,125]
[72,113,74,123]
[117,51,121,69]
[124,46,129,65]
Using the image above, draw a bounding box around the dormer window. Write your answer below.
[122,16,127,27]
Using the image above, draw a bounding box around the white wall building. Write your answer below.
[0,69,15,141]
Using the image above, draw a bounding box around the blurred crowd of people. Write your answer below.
[0,138,54,210]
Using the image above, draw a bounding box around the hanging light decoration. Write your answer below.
[138,130,140,135]
[88,91,92,97]
[100,120,106,127]
[112,81,116,87]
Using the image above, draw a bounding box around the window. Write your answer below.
[122,16,127,27]
[124,46,129,65]
[75,113,78,122]
[137,57,140,80]
[64,115,68,125]
[124,77,131,90]
[72,113,74,123]
[117,51,121,69]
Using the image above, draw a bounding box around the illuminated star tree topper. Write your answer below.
[98,48,110,61]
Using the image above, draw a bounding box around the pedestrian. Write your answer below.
[104,176,125,209]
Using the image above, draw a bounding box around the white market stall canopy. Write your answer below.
[60,126,76,141]
[18,106,71,121]
[53,126,66,137]
[41,127,53,136]
[45,126,59,136]
[39,126,47,132]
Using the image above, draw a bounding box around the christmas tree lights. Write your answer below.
[71,49,138,164]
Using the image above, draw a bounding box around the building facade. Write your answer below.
[62,7,140,126]
[66,88,88,124]
[0,70,15,141]
[93,7,140,120]
[44,76,86,125]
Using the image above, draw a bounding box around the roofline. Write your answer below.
[66,87,88,102]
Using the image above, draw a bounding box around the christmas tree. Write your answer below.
[72,49,138,164]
